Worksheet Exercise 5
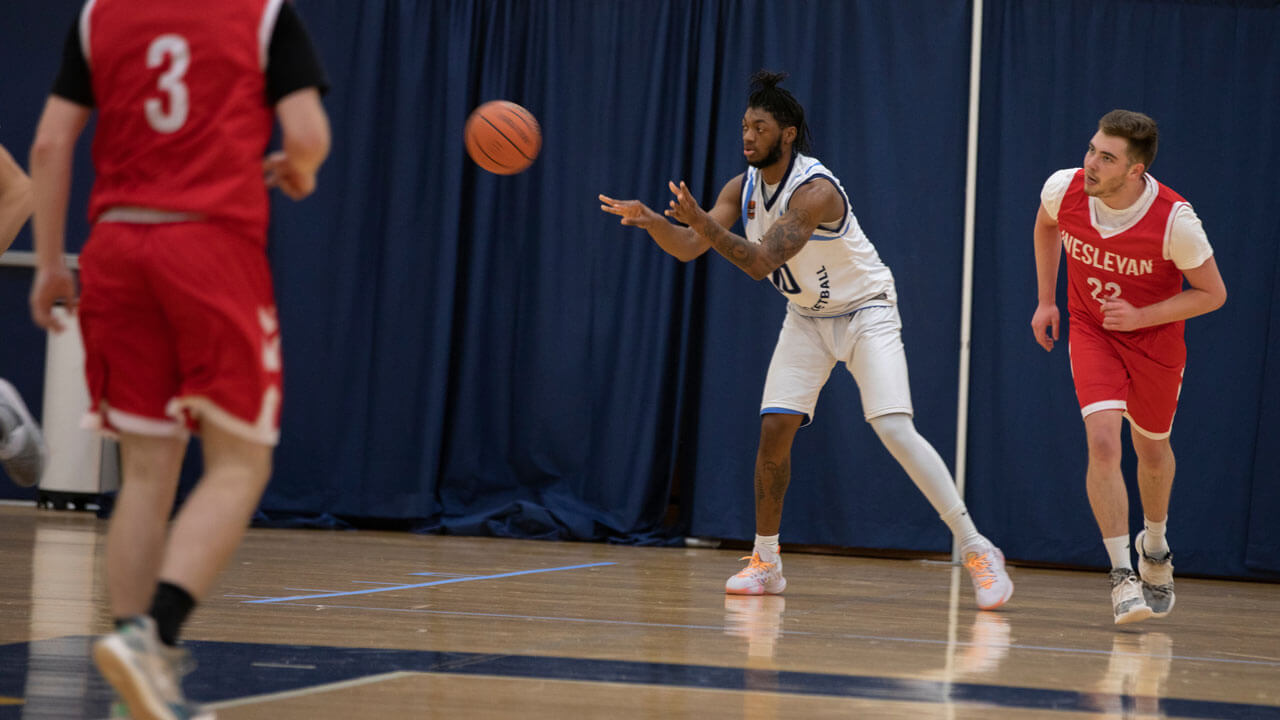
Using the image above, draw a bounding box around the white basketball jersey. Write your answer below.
[742,153,897,316]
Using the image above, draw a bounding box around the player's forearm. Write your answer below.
[1033,225,1062,305]
[1131,288,1226,329]
[693,217,772,280]
[28,140,74,268]
[645,222,708,262]
[0,176,33,254]
[277,89,331,178]
[283,125,329,178]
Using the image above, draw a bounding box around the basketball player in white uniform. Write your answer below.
[600,70,1013,609]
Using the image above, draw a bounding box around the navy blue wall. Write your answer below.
[0,0,1275,578]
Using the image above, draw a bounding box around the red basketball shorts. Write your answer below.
[1067,317,1186,439]
[77,221,282,445]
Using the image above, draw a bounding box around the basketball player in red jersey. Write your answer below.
[1031,110,1226,625]
[28,1,330,716]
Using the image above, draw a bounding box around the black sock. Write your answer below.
[148,582,196,646]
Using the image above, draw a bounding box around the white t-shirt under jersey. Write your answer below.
[743,153,896,316]
[1040,168,1213,270]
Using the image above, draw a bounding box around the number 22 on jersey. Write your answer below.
[1087,276,1121,306]
[145,34,190,133]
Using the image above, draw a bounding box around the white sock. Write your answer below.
[1103,535,1132,570]
[754,534,780,563]
[1142,517,1170,557]
[940,504,983,548]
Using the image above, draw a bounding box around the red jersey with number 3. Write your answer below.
[1056,169,1187,334]
[80,0,282,236]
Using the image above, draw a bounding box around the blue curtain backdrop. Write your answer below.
[0,0,1276,578]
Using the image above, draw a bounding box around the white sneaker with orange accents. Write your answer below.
[725,552,787,595]
[960,538,1014,610]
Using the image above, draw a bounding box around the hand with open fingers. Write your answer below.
[30,265,77,333]
[665,180,707,232]
[598,194,663,230]
[1031,303,1059,352]
[1101,297,1142,332]
[263,151,316,200]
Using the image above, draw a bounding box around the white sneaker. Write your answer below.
[93,616,215,720]
[725,552,786,595]
[960,539,1014,610]
[0,378,46,488]
[1109,568,1154,625]
[1135,530,1175,618]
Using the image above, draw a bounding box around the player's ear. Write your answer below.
[782,125,797,146]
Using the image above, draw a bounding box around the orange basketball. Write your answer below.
[464,100,541,175]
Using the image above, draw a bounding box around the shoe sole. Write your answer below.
[0,379,46,488]
[1114,606,1155,625]
[725,578,786,596]
[93,637,175,720]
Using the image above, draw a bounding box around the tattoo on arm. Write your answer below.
[697,217,761,274]
[760,208,813,267]
[696,207,813,280]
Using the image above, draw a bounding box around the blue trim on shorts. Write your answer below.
[761,407,811,426]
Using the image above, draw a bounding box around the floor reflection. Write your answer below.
[1083,632,1174,718]
[723,595,787,660]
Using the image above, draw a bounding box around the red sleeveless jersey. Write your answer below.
[80,0,283,235]
[1057,169,1187,334]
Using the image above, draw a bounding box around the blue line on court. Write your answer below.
[245,562,617,604]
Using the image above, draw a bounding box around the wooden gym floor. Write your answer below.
[0,504,1277,719]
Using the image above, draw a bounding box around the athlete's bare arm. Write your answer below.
[666,176,842,281]
[29,96,92,332]
[1031,203,1062,352]
[0,144,33,255]
[599,174,743,262]
[263,88,330,200]
[1100,256,1227,332]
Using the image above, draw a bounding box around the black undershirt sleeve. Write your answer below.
[50,18,95,107]
[266,3,330,104]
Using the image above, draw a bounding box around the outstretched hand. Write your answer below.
[665,181,708,233]
[598,194,663,229]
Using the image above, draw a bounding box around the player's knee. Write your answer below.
[758,413,803,453]
[1085,434,1123,467]
[1133,439,1174,472]
[868,412,916,453]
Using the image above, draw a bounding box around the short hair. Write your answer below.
[747,70,813,154]
[1098,109,1159,168]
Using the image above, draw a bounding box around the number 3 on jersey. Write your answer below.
[145,34,190,133]
[1087,277,1121,306]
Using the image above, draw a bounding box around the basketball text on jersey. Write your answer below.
[1060,231,1156,277]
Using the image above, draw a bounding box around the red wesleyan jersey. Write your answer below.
[1056,169,1188,333]
[80,0,284,235]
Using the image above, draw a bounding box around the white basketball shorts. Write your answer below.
[760,304,914,424]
